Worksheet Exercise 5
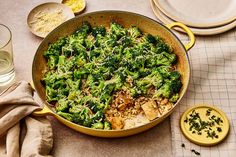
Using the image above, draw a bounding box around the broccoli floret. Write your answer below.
[136,70,163,94]
[128,86,141,97]
[85,36,94,49]
[45,86,58,102]
[105,72,125,91]
[120,36,132,47]
[131,56,145,71]
[76,56,87,67]
[53,80,67,89]
[125,69,139,79]
[74,68,89,79]
[103,55,120,68]
[86,99,100,112]
[103,82,115,94]
[72,108,93,126]
[100,92,112,107]
[92,111,104,122]
[139,68,151,78]
[123,48,133,59]
[169,93,180,102]
[170,79,182,93]
[90,48,102,60]
[68,91,78,100]
[154,79,182,98]
[91,122,104,129]
[154,82,172,98]
[128,26,142,38]
[42,72,56,85]
[110,22,127,38]
[47,55,58,69]
[162,51,176,63]
[92,26,106,37]
[66,34,85,49]
[84,62,96,72]
[75,21,91,37]
[106,34,118,47]
[69,104,83,114]
[146,34,157,44]
[104,121,112,130]
[57,111,74,121]
[90,81,105,97]
[156,39,172,53]
[137,42,151,52]
[58,55,66,65]
[146,54,171,67]
[154,54,172,66]
[170,71,181,80]
[44,37,67,57]
[157,66,171,78]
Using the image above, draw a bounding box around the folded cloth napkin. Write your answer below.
[0,81,53,157]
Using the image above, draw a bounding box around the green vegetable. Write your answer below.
[104,121,112,130]
[42,21,182,129]
[57,111,74,121]
[91,122,104,129]
[92,26,106,37]
[128,26,142,38]
[110,22,127,38]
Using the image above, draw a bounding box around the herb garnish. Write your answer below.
[186,108,223,139]
[191,149,201,155]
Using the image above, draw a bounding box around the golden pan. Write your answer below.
[32,11,195,137]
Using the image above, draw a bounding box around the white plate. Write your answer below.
[150,0,236,36]
[153,0,236,28]
[27,2,75,38]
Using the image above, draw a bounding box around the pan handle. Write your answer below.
[165,22,195,51]
[30,81,54,116]
[32,105,54,116]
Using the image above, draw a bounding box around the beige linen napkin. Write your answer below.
[0,81,53,157]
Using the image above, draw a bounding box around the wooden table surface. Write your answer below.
[0,0,172,156]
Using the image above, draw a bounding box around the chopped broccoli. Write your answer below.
[136,70,163,94]
[110,22,127,38]
[169,93,180,103]
[146,34,157,44]
[104,121,112,130]
[154,82,172,98]
[170,71,181,80]
[91,122,104,129]
[42,21,182,130]
[56,99,69,112]
[57,111,74,121]
[128,26,142,38]
[75,21,91,37]
[162,51,176,63]
[157,66,171,78]
[154,79,182,98]
[92,26,106,37]
[170,79,182,93]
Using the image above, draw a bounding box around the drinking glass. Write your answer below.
[0,24,15,85]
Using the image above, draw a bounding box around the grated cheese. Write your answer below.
[30,9,66,37]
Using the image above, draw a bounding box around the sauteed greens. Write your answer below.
[42,21,182,129]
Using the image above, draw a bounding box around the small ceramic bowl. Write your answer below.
[61,0,86,15]
[27,2,75,38]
